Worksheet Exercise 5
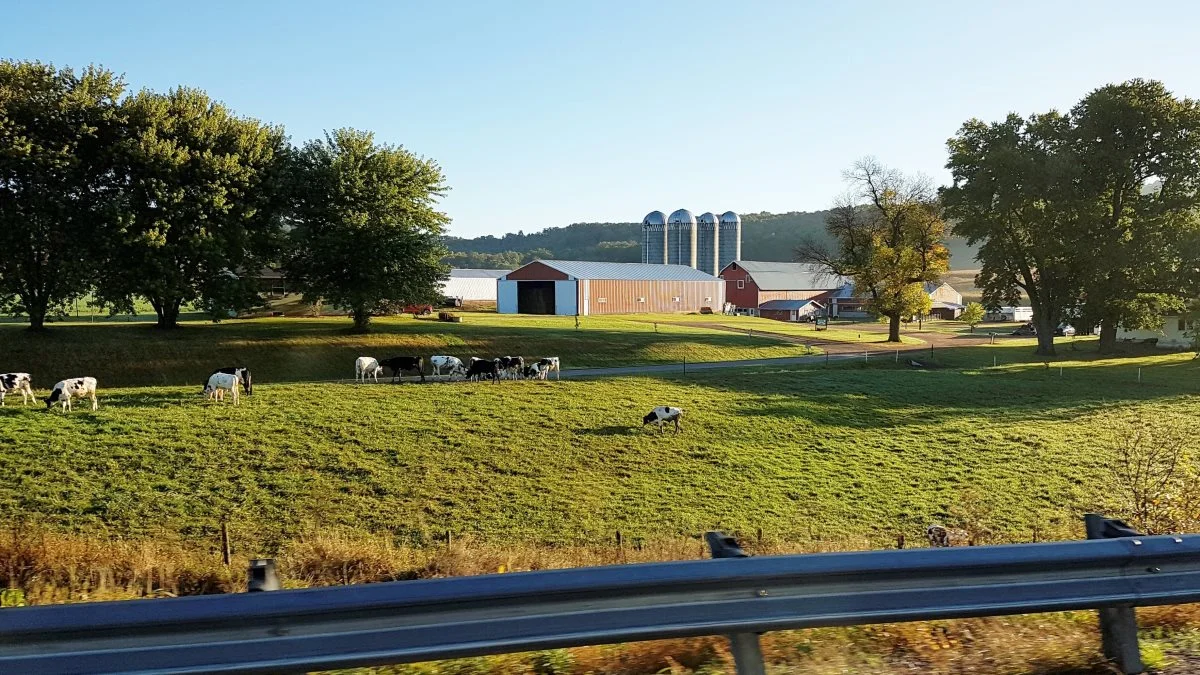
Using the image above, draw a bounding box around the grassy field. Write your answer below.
[0,313,815,388]
[2,341,1195,550]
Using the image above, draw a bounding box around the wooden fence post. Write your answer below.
[220,521,231,567]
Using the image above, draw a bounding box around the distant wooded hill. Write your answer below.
[444,211,979,270]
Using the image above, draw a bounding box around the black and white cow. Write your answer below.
[45,377,98,412]
[464,357,499,383]
[379,356,425,383]
[210,367,252,395]
[495,356,524,380]
[430,355,467,379]
[0,373,34,406]
[203,372,241,405]
[533,357,560,381]
[642,406,683,433]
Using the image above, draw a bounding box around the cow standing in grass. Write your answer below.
[379,356,425,383]
[210,367,252,395]
[642,406,683,434]
[465,357,499,383]
[0,373,34,406]
[496,356,524,380]
[430,356,467,380]
[533,357,560,380]
[355,357,383,383]
[203,372,241,405]
[45,377,98,412]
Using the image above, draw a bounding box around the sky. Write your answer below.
[6,1,1200,238]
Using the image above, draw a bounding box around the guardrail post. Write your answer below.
[247,558,280,592]
[705,532,766,675]
[1084,514,1144,674]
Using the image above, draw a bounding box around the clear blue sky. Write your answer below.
[6,1,1200,238]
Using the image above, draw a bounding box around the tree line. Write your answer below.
[0,60,448,333]
[801,79,1200,354]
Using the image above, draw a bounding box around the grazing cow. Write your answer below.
[355,357,383,384]
[495,356,524,380]
[210,367,252,395]
[926,525,970,547]
[642,406,683,434]
[464,357,499,383]
[0,373,34,406]
[379,356,425,383]
[45,377,98,412]
[534,357,560,381]
[203,372,241,405]
[521,364,540,379]
[430,355,467,379]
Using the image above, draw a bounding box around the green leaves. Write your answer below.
[284,129,450,332]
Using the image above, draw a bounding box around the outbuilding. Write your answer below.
[719,261,852,316]
[497,260,724,316]
[440,269,509,302]
[758,299,825,322]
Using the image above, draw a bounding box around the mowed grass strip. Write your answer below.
[1,351,1195,549]
[0,314,813,388]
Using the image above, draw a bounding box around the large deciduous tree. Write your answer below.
[0,61,124,330]
[1069,80,1200,352]
[797,158,949,342]
[96,88,288,329]
[284,129,449,332]
[942,112,1082,356]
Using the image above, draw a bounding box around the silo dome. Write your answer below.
[668,208,696,225]
[719,211,741,225]
[697,212,718,224]
[642,210,667,226]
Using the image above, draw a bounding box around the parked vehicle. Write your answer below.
[1055,324,1076,337]
[404,304,433,317]
[1011,322,1036,336]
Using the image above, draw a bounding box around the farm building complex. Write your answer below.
[498,260,724,315]
[440,269,508,302]
[719,261,852,317]
[924,282,965,319]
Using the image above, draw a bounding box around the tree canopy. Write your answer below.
[797,158,950,342]
[285,129,449,332]
[0,60,125,330]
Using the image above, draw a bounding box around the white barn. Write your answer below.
[440,269,509,302]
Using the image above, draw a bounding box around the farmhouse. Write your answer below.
[719,261,852,317]
[925,282,965,320]
[497,260,723,315]
[1116,314,1196,349]
[440,269,508,302]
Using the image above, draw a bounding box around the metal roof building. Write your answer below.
[440,269,509,302]
[498,260,724,315]
[719,260,852,315]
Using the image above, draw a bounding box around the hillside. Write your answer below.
[445,211,980,270]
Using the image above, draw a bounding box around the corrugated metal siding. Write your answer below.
[583,280,724,315]
[497,280,518,313]
[441,277,499,301]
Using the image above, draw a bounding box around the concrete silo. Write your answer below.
[667,209,697,269]
[641,210,668,264]
[696,212,720,276]
[718,211,742,272]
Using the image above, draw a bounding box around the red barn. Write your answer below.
[719,261,851,316]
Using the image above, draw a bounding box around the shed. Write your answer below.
[719,261,851,315]
[759,299,824,322]
[498,260,724,316]
[440,269,509,302]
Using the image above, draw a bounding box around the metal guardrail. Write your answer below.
[2,531,1199,674]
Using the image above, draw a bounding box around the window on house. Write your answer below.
[1180,319,1187,332]
[737,279,745,289]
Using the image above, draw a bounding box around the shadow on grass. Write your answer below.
[574,425,641,437]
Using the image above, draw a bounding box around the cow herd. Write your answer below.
[354,355,561,384]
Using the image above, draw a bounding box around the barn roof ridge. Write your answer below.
[522,260,720,281]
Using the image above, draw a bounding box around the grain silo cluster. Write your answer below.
[641,210,741,276]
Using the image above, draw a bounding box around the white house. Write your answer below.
[1116,315,1196,349]
[440,269,509,302]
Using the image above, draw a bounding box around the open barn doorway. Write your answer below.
[517,281,555,314]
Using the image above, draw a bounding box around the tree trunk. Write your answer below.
[152,298,183,329]
[351,306,371,333]
[1033,314,1057,356]
[25,294,48,332]
[1097,320,1118,354]
[887,314,902,342]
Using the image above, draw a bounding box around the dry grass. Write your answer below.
[3,525,1199,674]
